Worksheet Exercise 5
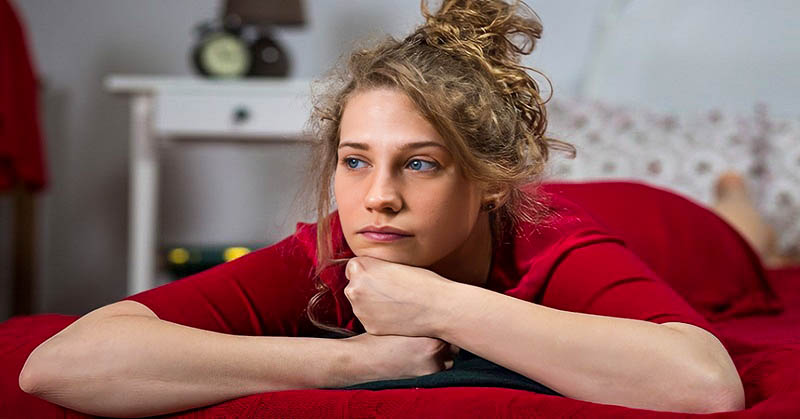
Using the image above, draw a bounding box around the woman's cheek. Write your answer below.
[334,177,358,221]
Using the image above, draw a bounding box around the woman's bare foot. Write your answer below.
[711,171,786,268]
[714,172,751,202]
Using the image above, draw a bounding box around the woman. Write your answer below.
[19,0,744,416]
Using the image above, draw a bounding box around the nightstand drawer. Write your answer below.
[154,93,310,139]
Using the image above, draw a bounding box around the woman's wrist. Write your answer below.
[426,279,471,340]
[320,336,371,388]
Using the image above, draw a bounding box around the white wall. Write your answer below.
[2,0,797,319]
[583,0,800,115]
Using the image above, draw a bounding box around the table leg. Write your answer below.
[128,95,159,295]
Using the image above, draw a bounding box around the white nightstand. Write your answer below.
[105,75,312,295]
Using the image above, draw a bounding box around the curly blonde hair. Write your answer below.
[301,0,575,334]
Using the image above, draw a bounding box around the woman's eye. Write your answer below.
[343,157,366,169]
[407,159,438,171]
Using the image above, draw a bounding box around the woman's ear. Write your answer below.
[480,184,508,211]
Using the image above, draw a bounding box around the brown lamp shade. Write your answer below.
[224,0,305,26]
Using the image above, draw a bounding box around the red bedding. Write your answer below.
[3,266,798,418]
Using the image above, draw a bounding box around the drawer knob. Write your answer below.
[232,106,251,124]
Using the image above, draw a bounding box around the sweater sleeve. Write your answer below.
[540,240,714,332]
[121,232,320,337]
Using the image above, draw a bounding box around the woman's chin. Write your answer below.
[352,247,421,266]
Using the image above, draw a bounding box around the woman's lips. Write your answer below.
[359,231,412,242]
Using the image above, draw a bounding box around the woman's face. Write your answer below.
[334,87,485,267]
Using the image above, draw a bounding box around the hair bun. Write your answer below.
[416,0,574,160]
[419,0,543,67]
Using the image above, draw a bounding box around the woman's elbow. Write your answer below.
[663,323,745,413]
[19,350,49,395]
[687,362,745,413]
[19,336,72,396]
[706,371,745,413]
[19,366,37,394]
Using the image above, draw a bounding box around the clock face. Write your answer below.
[199,33,251,77]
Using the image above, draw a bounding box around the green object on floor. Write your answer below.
[160,243,268,280]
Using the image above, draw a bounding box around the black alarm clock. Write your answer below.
[192,20,251,78]
[191,19,290,78]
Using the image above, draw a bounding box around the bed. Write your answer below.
[2,180,799,418]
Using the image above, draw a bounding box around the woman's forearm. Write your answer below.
[19,314,356,418]
[432,282,744,414]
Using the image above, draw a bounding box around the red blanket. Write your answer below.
[3,266,799,418]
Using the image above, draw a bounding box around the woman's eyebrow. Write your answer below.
[338,140,447,151]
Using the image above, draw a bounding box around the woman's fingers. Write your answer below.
[450,344,461,357]
[435,341,457,370]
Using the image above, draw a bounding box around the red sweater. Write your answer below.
[122,184,713,338]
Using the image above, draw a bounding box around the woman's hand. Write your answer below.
[343,256,453,338]
[342,333,458,384]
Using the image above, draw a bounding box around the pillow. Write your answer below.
[541,181,783,321]
[761,114,800,262]
[545,97,764,205]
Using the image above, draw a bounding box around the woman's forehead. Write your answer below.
[339,88,449,152]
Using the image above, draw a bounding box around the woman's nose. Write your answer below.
[364,171,403,213]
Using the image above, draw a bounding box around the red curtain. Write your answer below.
[0,0,48,192]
